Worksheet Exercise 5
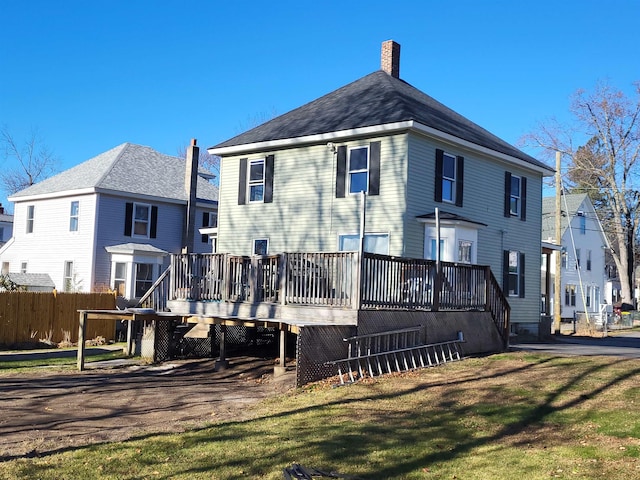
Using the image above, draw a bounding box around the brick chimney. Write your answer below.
[381,40,400,78]
[183,138,199,253]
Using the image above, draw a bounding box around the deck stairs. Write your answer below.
[327,327,463,385]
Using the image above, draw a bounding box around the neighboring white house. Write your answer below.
[541,193,609,320]
[0,204,13,248]
[208,40,555,332]
[0,142,218,300]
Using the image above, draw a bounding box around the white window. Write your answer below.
[339,233,389,255]
[248,159,265,202]
[576,248,581,268]
[114,262,127,296]
[587,250,591,271]
[135,263,154,298]
[63,261,74,292]
[69,201,79,232]
[509,176,521,216]
[348,146,369,194]
[442,153,456,203]
[586,285,592,308]
[204,211,217,228]
[26,205,34,233]
[20,262,27,274]
[133,203,150,237]
[565,284,576,306]
[508,251,520,297]
[253,238,269,255]
[458,240,473,263]
[1,262,8,275]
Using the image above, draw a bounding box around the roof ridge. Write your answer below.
[93,142,132,188]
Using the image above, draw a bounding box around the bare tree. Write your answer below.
[0,126,59,195]
[520,80,640,306]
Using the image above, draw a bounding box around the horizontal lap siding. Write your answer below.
[407,132,544,324]
[1,195,97,291]
[217,135,409,255]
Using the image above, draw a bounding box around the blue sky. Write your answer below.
[1,0,639,212]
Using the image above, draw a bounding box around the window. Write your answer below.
[1,262,8,275]
[348,147,369,194]
[26,205,34,233]
[576,248,581,268]
[428,238,446,261]
[134,263,154,298]
[561,248,567,269]
[458,240,473,263]
[69,201,79,232]
[63,261,74,292]
[504,172,527,220]
[201,211,218,243]
[579,213,586,234]
[336,142,380,198]
[124,203,157,238]
[565,284,576,306]
[133,204,150,236]
[503,250,525,298]
[587,250,592,271]
[248,159,265,202]
[509,175,521,216]
[339,233,389,255]
[586,285,591,308]
[253,238,269,256]
[20,262,27,274]
[238,156,274,204]
[114,262,127,296]
[435,149,463,206]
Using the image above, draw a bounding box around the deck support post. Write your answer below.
[77,311,87,371]
[126,319,134,356]
[215,324,229,371]
[274,325,287,376]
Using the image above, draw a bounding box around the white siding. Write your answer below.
[0,194,97,291]
[218,135,409,255]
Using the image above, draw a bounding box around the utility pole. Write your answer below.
[554,151,562,334]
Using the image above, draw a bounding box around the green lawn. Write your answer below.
[1,352,640,479]
[0,346,130,371]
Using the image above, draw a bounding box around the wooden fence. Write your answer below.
[0,291,116,346]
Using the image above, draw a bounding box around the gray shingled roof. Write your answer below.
[10,143,218,203]
[6,273,55,289]
[212,70,548,170]
[541,193,589,240]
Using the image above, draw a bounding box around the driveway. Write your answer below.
[510,330,640,359]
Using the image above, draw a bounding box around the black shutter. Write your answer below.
[368,141,381,196]
[503,250,510,294]
[150,206,158,238]
[434,149,443,202]
[264,154,274,203]
[336,146,347,198]
[504,172,512,217]
[455,155,464,207]
[520,176,527,221]
[201,211,208,243]
[124,202,133,236]
[238,158,247,205]
[519,253,526,298]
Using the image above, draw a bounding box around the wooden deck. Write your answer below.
[139,252,510,343]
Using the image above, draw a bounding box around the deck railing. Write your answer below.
[162,251,509,343]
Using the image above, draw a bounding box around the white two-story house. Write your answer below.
[541,193,609,320]
[0,142,218,299]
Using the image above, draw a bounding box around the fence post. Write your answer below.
[279,253,288,305]
[77,311,87,371]
[485,266,492,312]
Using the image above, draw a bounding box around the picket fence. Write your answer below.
[0,291,116,346]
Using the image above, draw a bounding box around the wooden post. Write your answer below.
[274,325,287,377]
[554,151,562,334]
[279,253,288,305]
[215,323,229,371]
[77,311,87,371]
[126,319,134,356]
[485,265,492,312]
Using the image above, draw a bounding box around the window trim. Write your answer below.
[347,145,370,195]
[504,172,527,220]
[253,238,269,256]
[503,250,525,298]
[247,158,266,203]
[338,232,390,255]
[441,152,457,204]
[134,263,154,298]
[69,201,79,232]
[63,261,74,292]
[26,205,34,234]
[132,202,151,238]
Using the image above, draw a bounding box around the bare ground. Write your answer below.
[0,356,296,461]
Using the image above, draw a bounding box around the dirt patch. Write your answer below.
[0,356,296,460]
